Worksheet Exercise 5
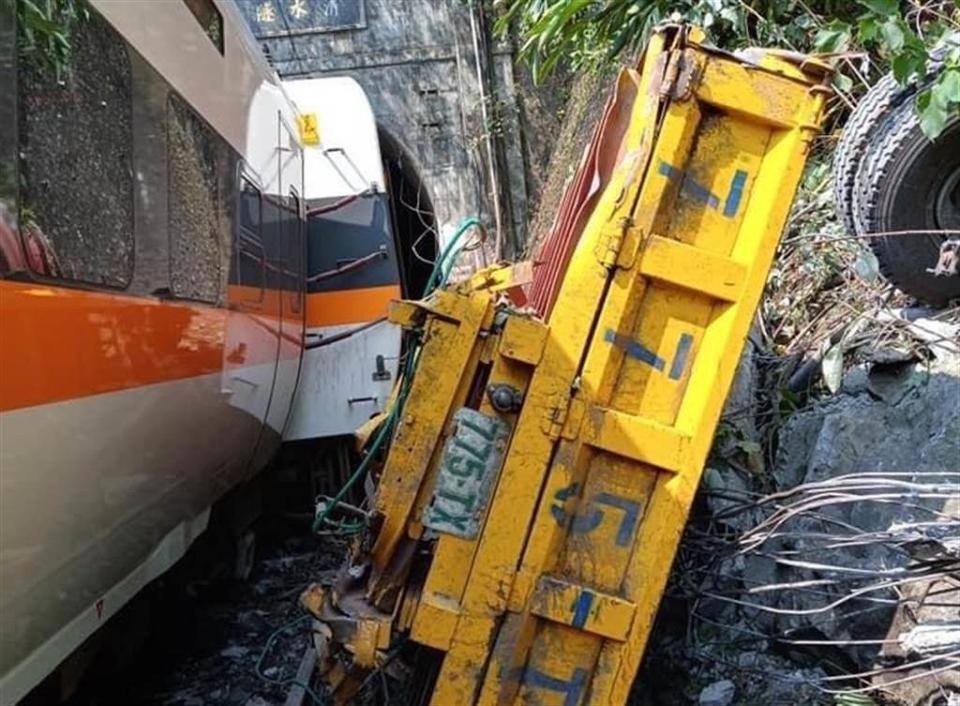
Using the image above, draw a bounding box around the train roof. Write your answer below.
[91,0,299,158]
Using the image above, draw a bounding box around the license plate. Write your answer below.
[422,408,509,539]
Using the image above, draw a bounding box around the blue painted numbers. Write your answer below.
[606,328,694,381]
[524,667,588,706]
[551,484,643,547]
[658,160,749,219]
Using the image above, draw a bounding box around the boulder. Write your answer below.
[635,317,959,706]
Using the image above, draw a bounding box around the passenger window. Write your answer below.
[17,4,134,287]
[236,178,265,302]
[0,0,17,276]
[182,0,224,54]
[167,94,225,304]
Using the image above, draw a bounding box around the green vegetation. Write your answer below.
[13,0,86,78]
[493,0,960,136]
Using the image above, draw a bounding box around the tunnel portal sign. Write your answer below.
[236,0,366,37]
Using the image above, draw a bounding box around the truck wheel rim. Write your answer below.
[934,164,960,232]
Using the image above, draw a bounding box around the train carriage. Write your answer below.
[0,1,409,701]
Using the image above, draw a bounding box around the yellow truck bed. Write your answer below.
[305,24,831,706]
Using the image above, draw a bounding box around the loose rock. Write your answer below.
[698,679,735,706]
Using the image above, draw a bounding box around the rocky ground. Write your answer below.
[68,524,346,706]
[632,314,959,706]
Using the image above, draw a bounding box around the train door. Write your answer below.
[223,172,276,450]
[264,115,305,436]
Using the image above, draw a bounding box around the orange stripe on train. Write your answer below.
[306,284,400,328]
[0,280,395,411]
[0,281,298,412]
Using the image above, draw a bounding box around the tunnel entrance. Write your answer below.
[379,128,438,298]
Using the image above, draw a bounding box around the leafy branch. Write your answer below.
[815,0,960,136]
[494,0,960,137]
[15,0,87,80]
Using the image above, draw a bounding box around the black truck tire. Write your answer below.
[853,99,960,306]
[832,73,904,236]
[833,61,959,306]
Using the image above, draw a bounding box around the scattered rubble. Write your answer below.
[633,309,959,706]
[69,528,346,706]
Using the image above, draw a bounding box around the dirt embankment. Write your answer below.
[515,63,614,254]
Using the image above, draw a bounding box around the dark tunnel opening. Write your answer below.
[378,128,438,298]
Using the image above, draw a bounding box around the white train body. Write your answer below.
[0,1,404,701]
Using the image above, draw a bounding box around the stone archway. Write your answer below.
[378,126,438,298]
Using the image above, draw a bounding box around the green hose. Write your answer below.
[311,217,483,536]
[422,216,483,296]
[310,403,397,535]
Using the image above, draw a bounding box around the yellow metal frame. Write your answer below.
[307,24,830,706]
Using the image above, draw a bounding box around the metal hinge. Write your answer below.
[596,216,643,270]
[540,383,586,441]
[660,47,701,101]
[596,217,630,269]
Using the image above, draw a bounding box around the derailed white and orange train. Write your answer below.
[0,1,419,702]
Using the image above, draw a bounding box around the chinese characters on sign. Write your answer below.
[288,0,308,20]
[255,2,276,23]
[239,0,366,37]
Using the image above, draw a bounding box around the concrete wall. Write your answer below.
[235,0,528,255]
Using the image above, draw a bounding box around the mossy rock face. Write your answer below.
[519,65,615,255]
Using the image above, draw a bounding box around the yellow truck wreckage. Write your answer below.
[303,25,832,706]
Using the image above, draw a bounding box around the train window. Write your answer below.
[167,94,225,304]
[236,177,265,302]
[262,193,281,294]
[287,189,303,314]
[16,3,134,287]
[0,0,16,276]
[182,0,224,54]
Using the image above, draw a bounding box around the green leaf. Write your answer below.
[858,16,880,43]
[931,79,952,109]
[719,5,739,25]
[902,25,926,53]
[891,50,926,84]
[939,68,960,103]
[917,89,950,139]
[879,19,905,53]
[815,21,852,53]
[858,0,898,16]
[833,72,854,92]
